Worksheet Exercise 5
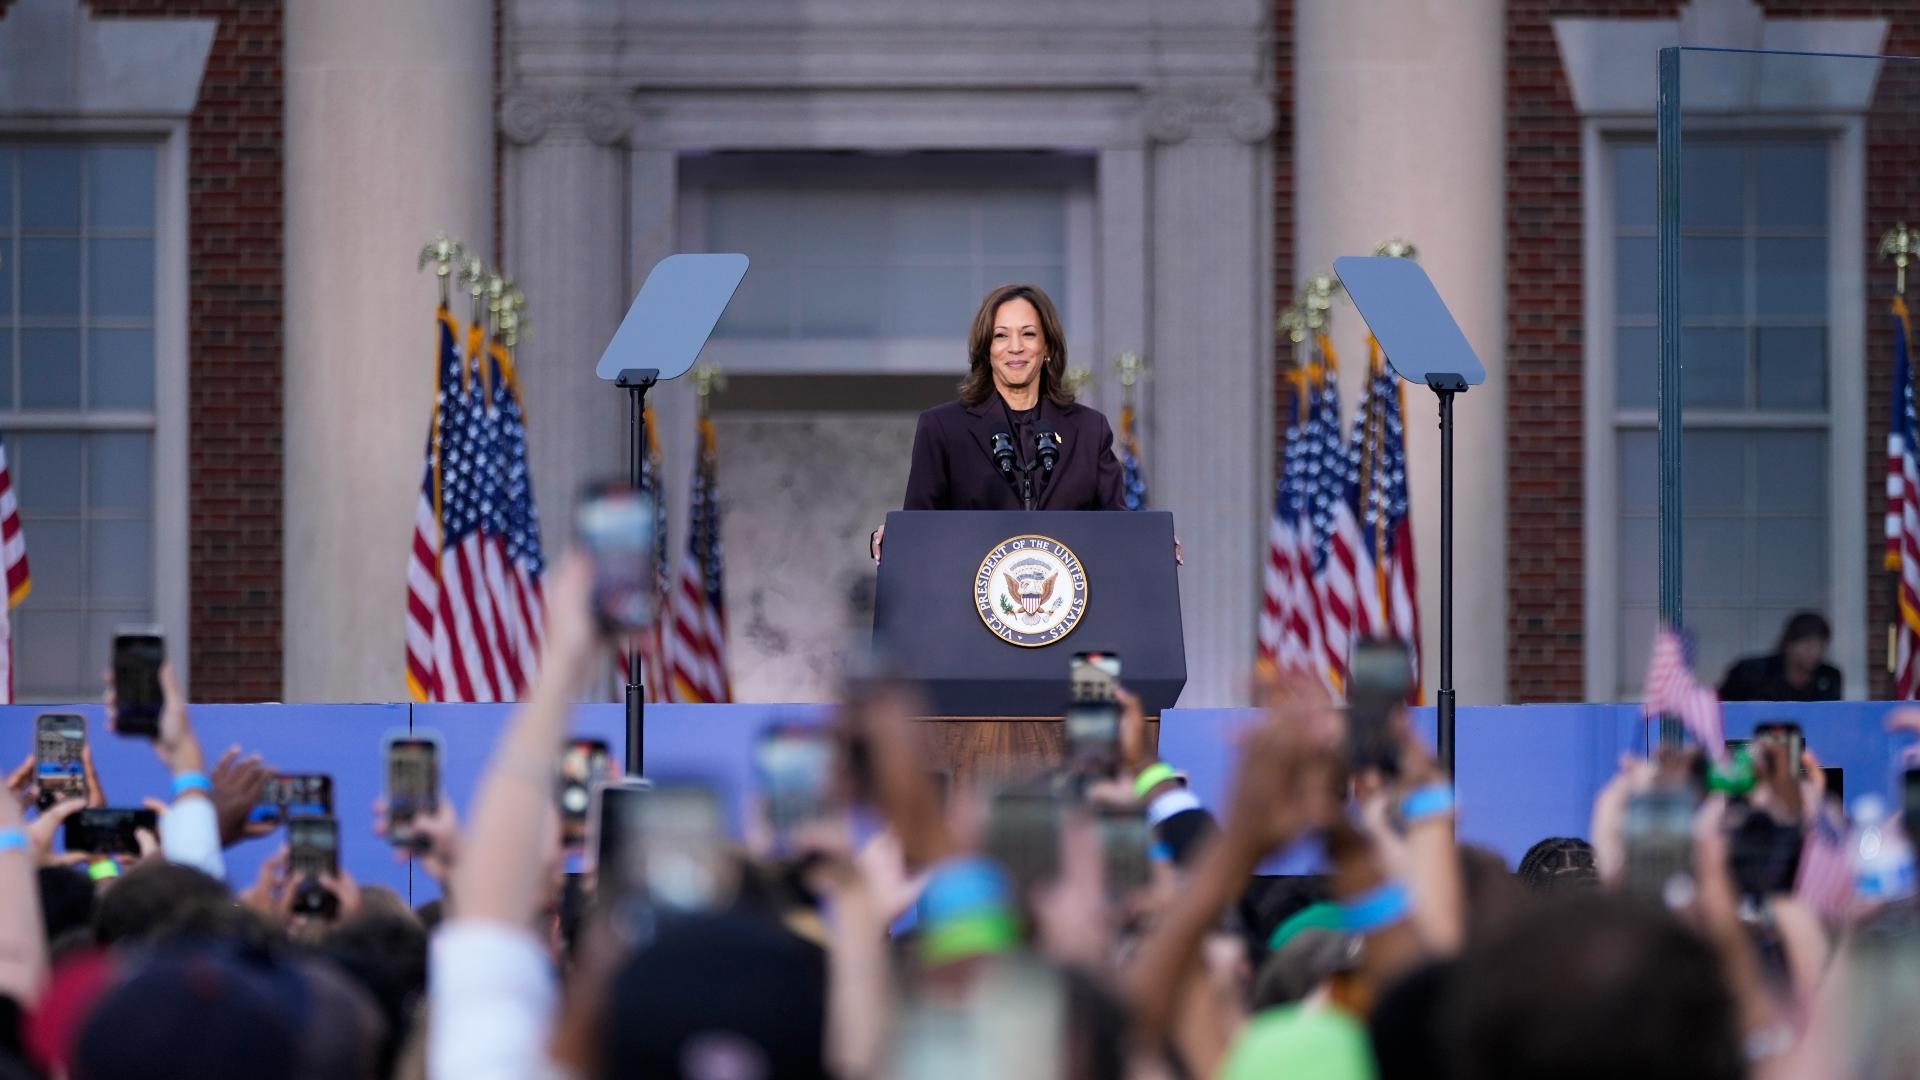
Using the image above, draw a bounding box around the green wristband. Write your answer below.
[1134,761,1178,799]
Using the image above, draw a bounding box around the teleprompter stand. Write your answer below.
[596,253,749,775]
[1334,255,1488,779]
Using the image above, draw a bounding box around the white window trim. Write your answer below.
[0,115,192,697]
[1580,114,1867,700]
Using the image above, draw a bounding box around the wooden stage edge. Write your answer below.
[915,716,1161,788]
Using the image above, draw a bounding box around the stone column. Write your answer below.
[283,0,492,701]
[1147,90,1277,707]
[499,91,635,568]
[1294,0,1507,703]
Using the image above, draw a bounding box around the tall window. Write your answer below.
[1610,139,1831,696]
[0,143,159,701]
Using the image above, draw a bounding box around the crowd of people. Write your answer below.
[0,553,1916,1079]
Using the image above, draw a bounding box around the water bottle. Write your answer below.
[1851,794,1918,904]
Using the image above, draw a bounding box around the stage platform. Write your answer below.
[6,701,1911,904]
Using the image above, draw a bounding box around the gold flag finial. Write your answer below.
[1114,352,1147,390]
[1300,272,1342,331]
[1278,304,1307,345]
[496,279,526,349]
[1883,223,1916,296]
[417,234,465,306]
[1062,365,1093,396]
[692,361,727,416]
[1374,237,1419,261]
[457,255,490,326]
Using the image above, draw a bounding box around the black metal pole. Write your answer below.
[616,368,659,777]
[1436,385,1456,777]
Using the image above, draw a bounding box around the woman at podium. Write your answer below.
[871,284,1124,560]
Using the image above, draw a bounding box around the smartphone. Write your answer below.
[1348,639,1414,775]
[1752,721,1806,778]
[1066,652,1122,768]
[635,780,730,912]
[560,737,611,848]
[577,480,658,634]
[34,713,86,811]
[1623,789,1698,903]
[1097,807,1152,899]
[251,773,335,827]
[1821,766,1843,805]
[591,778,650,903]
[111,628,165,739]
[1903,768,1920,856]
[755,724,836,840]
[289,814,340,917]
[984,789,1063,892]
[63,807,157,856]
[1727,804,1803,899]
[384,731,443,848]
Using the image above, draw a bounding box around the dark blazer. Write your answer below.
[903,397,1126,511]
[1718,653,1843,702]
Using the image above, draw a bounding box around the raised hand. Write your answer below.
[210,748,275,847]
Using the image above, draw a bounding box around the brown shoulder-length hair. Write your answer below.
[959,283,1074,409]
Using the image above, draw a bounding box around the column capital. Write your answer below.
[1143,88,1275,145]
[499,87,631,146]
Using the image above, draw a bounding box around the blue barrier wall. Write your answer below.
[6,700,1916,899]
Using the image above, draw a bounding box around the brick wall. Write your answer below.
[1272,0,1298,442]
[89,1,285,701]
[1506,1,1920,702]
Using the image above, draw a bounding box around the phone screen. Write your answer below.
[254,773,334,826]
[64,807,158,856]
[111,631,165,738]
[1097,808,1151,898]
[593,780,648,902]
[386,736,441,845]
[637,781,729,912]
[756,726,835,836]
[1067,653,1122,765]
[289,815,339,879]
[35,713,86,811]
[1348,639,1414,774]
[577,482,658,634]
[1624,789,1698,903]
[1753,722,1806,777]
[985,791,1063,892]
[1904,770,1920,854]
[560,738,611,847]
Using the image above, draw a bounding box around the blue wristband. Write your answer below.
[1400,784,1456,824]
[170,771,212,799]
[0,828,26,854]
[1341,881,1412,934]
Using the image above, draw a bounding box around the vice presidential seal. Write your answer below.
[975,534,1088,647]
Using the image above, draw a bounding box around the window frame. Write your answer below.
[0,117,190,700]
[1582,114,1867,701]
[673,152,1097,376]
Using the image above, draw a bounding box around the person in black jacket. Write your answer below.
[1718,611,1843,702]
[870,283,1124,560]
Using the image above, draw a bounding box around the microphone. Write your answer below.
[990,423,1018,481]
[1034,423,1062,477]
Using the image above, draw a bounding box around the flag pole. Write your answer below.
[617,367,659,776]
[1882,224,1914,692]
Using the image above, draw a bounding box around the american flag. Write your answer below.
[405,310,548,702]
[1351,339,1421,698]
[0,433,28,703]
[664,417,731,703]
[1793,804,1852,922]
[1641,626,1726,760]
[630,405,671,703]
[1306,337,1379,690]
[1887,297,1920,698]
[1260,367,1328,683]
[1118,401,1149,511]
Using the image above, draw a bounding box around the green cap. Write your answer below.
[1268,901,1344,951]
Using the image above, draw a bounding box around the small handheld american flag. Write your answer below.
[1642,626,1726,761]
[0,433,29,703]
